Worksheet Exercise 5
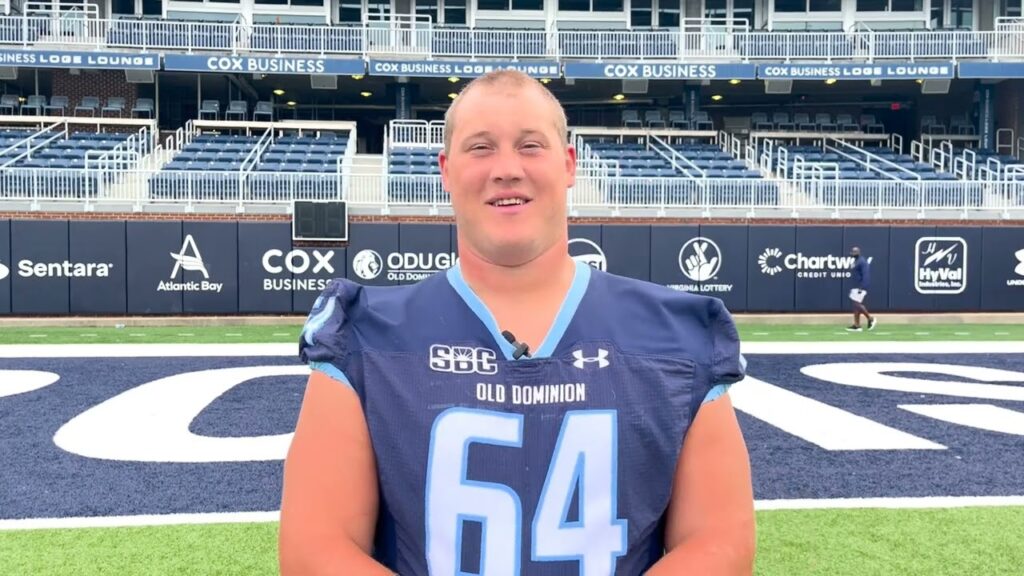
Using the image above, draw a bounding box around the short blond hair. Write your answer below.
[443,69,568,155]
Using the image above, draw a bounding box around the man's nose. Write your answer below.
[490,147,525,183]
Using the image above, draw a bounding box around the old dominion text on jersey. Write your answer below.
[299,259,745,576]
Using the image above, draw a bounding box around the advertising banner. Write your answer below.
[758,62,954,80]
[238,222,293,314]
[747,226,797,312]
[126,221,183,315]
[69,221,126,315]
[602,225,650,283]
[793,226,846,312]
[842,226,891,312]
[292,244,347,314]
[931,227,982,312]
[980,226,1024,311]
[347,223,400,287]
[180,222,238,314]
[695,225,748,313]
[11,220,70,315]
[0,49,159,70]
[568,225,604,272]
[888,226,936,312]
[563,62,757,80]
[396,223,455,286]
[368,59,560,79]
[163,54,363,76]
[0,220,9,315]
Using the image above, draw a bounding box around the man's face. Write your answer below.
[439,82,576,267]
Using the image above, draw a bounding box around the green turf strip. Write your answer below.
[0,323,1022,345]
[2,507,1022,575]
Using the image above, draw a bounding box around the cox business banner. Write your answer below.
[163,54,364,75]
[958,62,1024,79]
[563,62,757,80]
[0,49,158,70]
[758,62,954,80]
[367,59,560,79]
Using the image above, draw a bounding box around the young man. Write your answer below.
[279,70,755,575]
[847,246,876,332]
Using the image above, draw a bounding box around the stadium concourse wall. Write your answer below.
[0,213,1022,316]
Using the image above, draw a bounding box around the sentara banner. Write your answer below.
[0,49,159,70]
[162,54,364,76]
[758,62,955,80]
[367,59,561,79]
[563,62,757,80]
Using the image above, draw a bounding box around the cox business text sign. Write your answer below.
[163,54,364,75]
[367,59,560,78]
[0,49,158,70]
[758,62,954,80]
[563,62,757,80]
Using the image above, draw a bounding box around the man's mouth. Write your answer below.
[488,197,531,207]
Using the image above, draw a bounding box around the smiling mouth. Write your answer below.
[488,197,531,207]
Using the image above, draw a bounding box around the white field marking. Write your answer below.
[876,332,893,335]
[899,404,1024,436]
[954,332,971,336]
[915,332,931,336]
[753,332,770,336]
[5,342,1024,359]
[176,333,194,337]
[80,334,97,338]
[128,333,146,337]
[0,511,280,531]
[794,332,810,336]
[996,332,1011,336]
[0,371,60,398]
[225,333,243,337]
[5,495,1024,531]
[756,495,1024,511]
[272,333,292,337]
[28,334,46,339]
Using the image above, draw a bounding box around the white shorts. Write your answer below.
[849,288,867,304]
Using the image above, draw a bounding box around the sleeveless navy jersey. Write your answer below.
[299,260,745,576]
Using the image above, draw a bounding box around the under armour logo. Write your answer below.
[573,349,609,369]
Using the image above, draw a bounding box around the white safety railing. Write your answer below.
[388,119,444,150]
[0,14,1024,61]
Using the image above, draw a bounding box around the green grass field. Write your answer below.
[2,507,1022,575]
[2,322,1022,344]
[2,324,1022,575]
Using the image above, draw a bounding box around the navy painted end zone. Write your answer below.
[0,352,1022,521]
[0,356,303,520]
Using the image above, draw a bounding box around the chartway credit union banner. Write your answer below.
[563,62,757,80]
[163,54,364,76]
[0,49,159,70]
[367,59,560,78]
[758,62,954,80]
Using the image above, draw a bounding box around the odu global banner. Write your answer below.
[162,54,364,75]
[367,59,560,79]
[0,49,159,70]
[758,62,955,80]
[1,220,1023,315]
[562,62,757,80]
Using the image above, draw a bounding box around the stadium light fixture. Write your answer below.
[360,91,372,98]
[272,89,285,96]
[825,78,838,85]
[612,94,625,101]
[448,76,460,83]
[351,75,364,80]
[729,79,741,85]
[287,100,297,107]
[540,78,551,84]
[711,94,724,101]
[448,93,458,100]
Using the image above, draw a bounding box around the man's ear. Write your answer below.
[565,144,577,189]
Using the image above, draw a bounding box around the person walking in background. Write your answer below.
[847,246,876,332]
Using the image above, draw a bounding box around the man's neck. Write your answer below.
[457,241,576,305]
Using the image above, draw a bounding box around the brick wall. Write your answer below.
[51,69,138,121]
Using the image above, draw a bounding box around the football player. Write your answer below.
[279,70,755,575]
